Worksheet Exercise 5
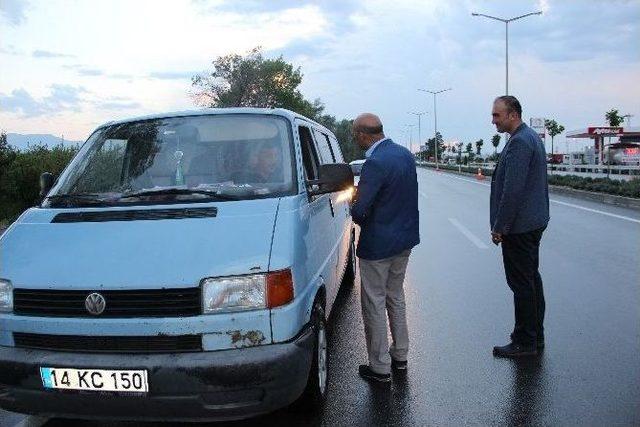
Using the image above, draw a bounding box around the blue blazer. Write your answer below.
[351,139,420,260]
[490,123,550,235]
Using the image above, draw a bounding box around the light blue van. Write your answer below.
[0,108,355,421]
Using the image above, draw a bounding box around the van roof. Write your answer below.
[96,107,330,133]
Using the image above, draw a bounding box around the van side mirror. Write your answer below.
[307,163,354,196]
[40,172,55,198]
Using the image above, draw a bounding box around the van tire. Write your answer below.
[342,234,356,287]
[293,301,328,412]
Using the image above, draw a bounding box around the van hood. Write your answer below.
[0,199,280,290]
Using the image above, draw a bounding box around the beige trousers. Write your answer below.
[359,249,411,374]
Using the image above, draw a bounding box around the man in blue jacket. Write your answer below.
[490,96,550,358]
[351,113,420,382]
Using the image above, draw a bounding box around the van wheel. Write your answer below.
[342,235,356,287]
[294,302,328,411]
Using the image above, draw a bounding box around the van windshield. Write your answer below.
[46,114,296,207]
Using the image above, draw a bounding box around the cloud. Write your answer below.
[99,101,142,110]
[0,0,29,25]
[32,50,75,59]
[62,64,105,76]
[0,85,88,117]
[195,0,359,36]
[148,71,198,80]
[0,45,21,56]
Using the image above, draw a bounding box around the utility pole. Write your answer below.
[405,124,415,154]
[418,88,451,170]
[408,111,427,159]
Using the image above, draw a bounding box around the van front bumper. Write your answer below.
[0,326,314,422]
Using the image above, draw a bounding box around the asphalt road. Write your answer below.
[2,168,639,426]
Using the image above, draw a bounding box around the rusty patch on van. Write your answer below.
[227,330,266,347]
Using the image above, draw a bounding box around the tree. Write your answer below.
[425,132,444,161]
[191,47,321,119]
[491,133,501,154]
[190,47,365,163]
[605,109,624,127]
[544,119,565,156]
[475,138,483,155]
[461,142,473,165]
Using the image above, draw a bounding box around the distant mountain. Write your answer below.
[6,133,83,151]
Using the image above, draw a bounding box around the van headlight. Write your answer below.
[202,275,266,314]
[0,279,13,313]
[202,269,294,314]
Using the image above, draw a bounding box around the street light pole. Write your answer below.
[471,11,542,95]
[418,88,451,170]
[408,111,427,159]
[405,124,415,154]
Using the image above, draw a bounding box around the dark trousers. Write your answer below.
[501,226,546,346]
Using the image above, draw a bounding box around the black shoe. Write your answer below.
[510,333,545,349]
[493,342,538,358]
[358,365,391,383]
[391,358,407,371]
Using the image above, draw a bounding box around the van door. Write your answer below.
[327,133,352,289]
[310,128,344,314]
[297,124,336,313]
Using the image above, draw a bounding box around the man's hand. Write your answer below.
[491,232,503,246]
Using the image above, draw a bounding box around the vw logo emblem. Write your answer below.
[85,293,106,315]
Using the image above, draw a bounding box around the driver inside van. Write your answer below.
[233,141,283,184]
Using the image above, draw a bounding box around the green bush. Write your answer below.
[547,175,639,198]
[0,144,78,223]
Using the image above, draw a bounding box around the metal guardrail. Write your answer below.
[548,164,640,175]
[418,161,640,177]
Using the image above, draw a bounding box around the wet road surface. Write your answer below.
[3,168,639,426]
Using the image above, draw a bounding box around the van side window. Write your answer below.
[328,135,344,163]
[312,129,336,164]
[299,126,320,180]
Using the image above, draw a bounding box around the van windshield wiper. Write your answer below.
[46,193,110,206]
[119,188,240,201]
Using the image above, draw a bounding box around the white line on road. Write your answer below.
[549,199,640,224]
[448,218,489,249]
[422,169,640,224]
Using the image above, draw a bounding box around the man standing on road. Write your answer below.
[350,113,420,382]
[490,96,550,358]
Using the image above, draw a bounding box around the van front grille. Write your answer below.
[13,288,201,317]
[13,333,202,353]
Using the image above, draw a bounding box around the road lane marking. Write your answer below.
[448,218,489,249]
[421,169,640,224]
[549,200,640,224]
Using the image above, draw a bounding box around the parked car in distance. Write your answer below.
[0,108,356,422]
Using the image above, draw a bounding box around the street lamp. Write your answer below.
[622,114,634,127]
[405,124,415,154]
[418,88,451,169]
[408,111,427,159]
[471,11,542,95]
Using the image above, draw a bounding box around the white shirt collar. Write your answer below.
[365,137,388,158]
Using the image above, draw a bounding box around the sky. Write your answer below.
[1,0,639,154]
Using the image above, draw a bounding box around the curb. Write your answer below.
[419,165,640,211]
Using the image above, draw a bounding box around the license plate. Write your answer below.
[40,367,149,393]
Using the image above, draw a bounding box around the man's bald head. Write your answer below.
[353,113,385,150]
[353,113,384,135]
